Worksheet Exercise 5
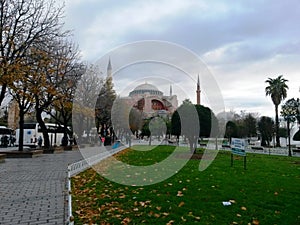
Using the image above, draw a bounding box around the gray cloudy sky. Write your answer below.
[64,0,300,117]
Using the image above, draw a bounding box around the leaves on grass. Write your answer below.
[166,220,175,225]
[71,145,300,224]
[177,191,184,197]
[178,201,185,207]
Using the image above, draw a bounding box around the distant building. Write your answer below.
[121,82,178,119]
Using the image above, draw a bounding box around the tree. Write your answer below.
[228,111,258,138]
[129,107,143,137]
[140,118,150,139]
[225,121,238,142]
[27,38,80,148]
[9,58,34,151]
[243,113,258,138]
[171,102,219,153]
[265,75,288,147]
[73,64,103,143]
[257,116,274,147]
[0,0,66,107]
[0,106,8,126]
[95,73,116,141]
[281,98,300,123]
[195,104,219,138]
[44,41,84,146]
[281,98,300,156]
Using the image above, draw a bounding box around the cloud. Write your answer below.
[64,0,300,117]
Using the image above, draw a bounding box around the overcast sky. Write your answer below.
[64,0,300,118]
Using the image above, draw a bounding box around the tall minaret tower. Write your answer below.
[196,74,201,105]
[170,84,172,96]
[107,57,112,78]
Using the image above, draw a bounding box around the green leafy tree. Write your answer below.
[281,98,300,123]
[257,116,274,147]
[171,102,219,153]
[225,121,238,142]
[95,75,116,136]
[281,98,300,156]
[111,97,131,139]
[140,119,150,139]
[265,75,288,147]
[243,113,258,137]
[129,107,143,137]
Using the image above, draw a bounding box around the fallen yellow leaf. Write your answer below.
[241,206,247,211]
[166,220,175,225]
[177,191,184,197]
[178,201,185,207]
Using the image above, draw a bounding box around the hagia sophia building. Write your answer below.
[124,82,178,118]
[106,58,201,119]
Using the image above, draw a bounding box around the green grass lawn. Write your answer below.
[72,145,300,225]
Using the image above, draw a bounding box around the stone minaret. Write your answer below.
[196,74,201,105]
[107,57,112,78]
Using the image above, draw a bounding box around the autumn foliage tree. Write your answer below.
[0,0,66,107]
[38,40,84,147]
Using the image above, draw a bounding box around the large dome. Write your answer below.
[129,83,163,97]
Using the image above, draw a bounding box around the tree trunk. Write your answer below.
[0,84,7,107]
[18,110,25,151]
[188,136,197,153]
[36,110,50,148]
[275,104,280,147]
[287,118,292,157]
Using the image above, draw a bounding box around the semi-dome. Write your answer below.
[129,82,163,97]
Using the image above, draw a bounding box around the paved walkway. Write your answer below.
[0,149,83,225]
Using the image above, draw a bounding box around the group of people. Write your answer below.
[0,135,16,147]
[99,124,116,146]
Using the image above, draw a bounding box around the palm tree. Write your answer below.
[265,75,288,147]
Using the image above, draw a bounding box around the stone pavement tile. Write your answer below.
[0,150,83,225]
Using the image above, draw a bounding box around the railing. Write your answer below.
[66,145,127,225]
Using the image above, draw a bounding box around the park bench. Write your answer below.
[292,147,300,155]
[251,146,264,151]
[168,139,176,144]
[221,144,231,149]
